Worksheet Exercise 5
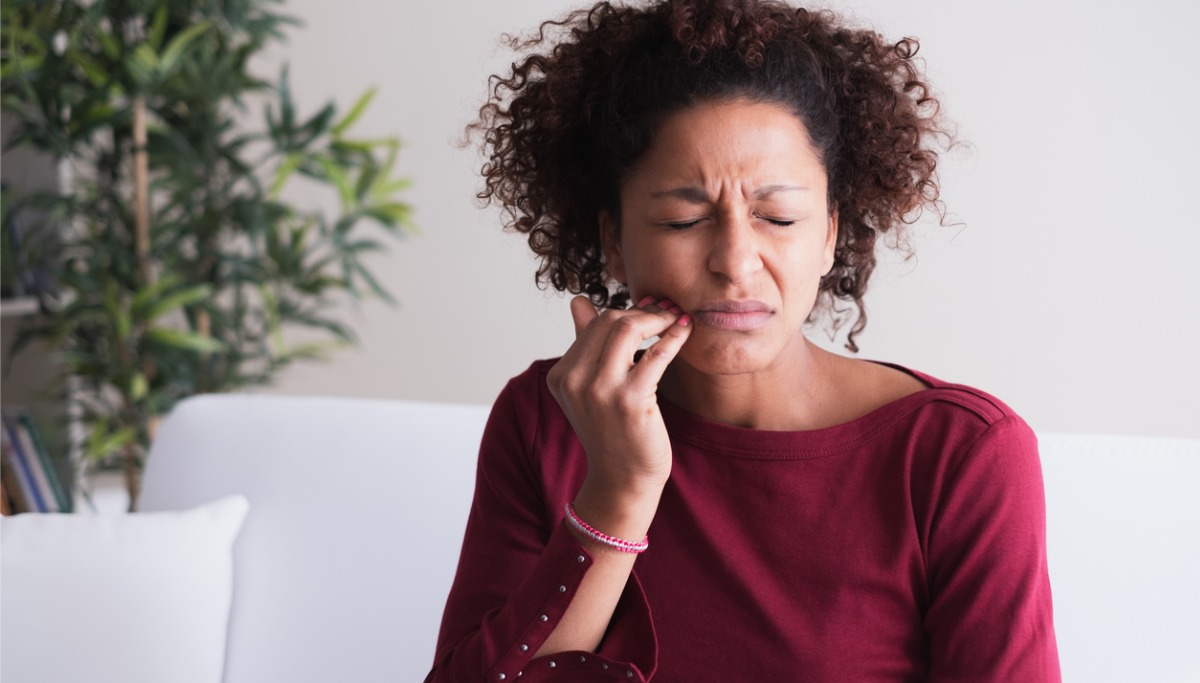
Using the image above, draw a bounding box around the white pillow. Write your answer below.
[1,495,249,683]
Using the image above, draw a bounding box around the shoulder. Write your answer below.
[489,357,572,446]
[500,358,561,403]
[885,364,1042,484]
[828,356,1034,454]
[881,362,1026,431]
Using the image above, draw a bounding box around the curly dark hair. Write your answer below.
[473,0,949,351]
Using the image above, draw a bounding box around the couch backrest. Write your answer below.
[141,394,489,683]
[141,394,1200,682]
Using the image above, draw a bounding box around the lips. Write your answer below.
[692,300,773,331]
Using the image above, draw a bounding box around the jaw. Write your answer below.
[666,321,812,380]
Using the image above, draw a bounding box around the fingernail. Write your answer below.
[668,306,683,315]
[656,298,674,309]
[677,314,691,326]
[636,295,655,308]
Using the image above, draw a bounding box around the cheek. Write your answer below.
[620,239,666,277]
[621,248,699,302]
[778,239,830,293]
[622,252,668,291]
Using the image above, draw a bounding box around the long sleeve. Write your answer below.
[426,369,657,682]
[923,414,1061,682]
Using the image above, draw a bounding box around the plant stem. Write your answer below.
[123,443,141,512]
[133,97,151,285]
[130,96,154,508]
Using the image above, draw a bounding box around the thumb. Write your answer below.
[569,295,598,339]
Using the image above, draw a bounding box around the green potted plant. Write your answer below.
[1,0,412,508]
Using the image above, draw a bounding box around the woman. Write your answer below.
[428,1,1060,681]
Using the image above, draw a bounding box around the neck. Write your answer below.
[659,337,835,431]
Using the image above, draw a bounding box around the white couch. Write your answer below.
[6,393,1200,682]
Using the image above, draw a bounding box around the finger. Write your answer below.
[558,298,632,377]
[632,294,657,311]
[631,295,680,316]
[569,296,599,339]
[629,313,692,386]
[569,295,652,360]
[595,306,684,375]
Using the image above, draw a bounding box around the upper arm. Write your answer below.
[924,415,1062,682]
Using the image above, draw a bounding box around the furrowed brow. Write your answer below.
[648,185,809,203]
[752,184,808,199]
[649,187,710,203]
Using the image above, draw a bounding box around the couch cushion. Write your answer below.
[1,495,249,683]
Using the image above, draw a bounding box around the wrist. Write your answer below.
[571,475,663,546]
[564,502,649,553]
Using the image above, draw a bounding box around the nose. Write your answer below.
[706,215,764,284]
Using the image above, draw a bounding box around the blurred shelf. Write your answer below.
[0,297,39,318]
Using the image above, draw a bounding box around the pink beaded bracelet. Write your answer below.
[563,502,649,554]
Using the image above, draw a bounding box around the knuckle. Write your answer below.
[582,382,608,404]
[613,391,641,414]
[598,308,624,322]
[561,372,587,396]
[641,344,669,363]
[612,316,640,336]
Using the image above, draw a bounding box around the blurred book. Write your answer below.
[1,409,71,513]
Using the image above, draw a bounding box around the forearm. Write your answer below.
[534,478,662,657]
[428,516,657,682]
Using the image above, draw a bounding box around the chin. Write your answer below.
[674,334,778,376]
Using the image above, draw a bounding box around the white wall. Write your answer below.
[256,0,1200,439]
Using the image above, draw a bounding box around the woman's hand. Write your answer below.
[547,295,692,533]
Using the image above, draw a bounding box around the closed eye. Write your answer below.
[760,217,796,227]
[665,219,703,230]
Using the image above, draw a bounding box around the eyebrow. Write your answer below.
[648,184,809,202]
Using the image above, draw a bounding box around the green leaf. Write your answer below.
[146,327,225,354]
[86,423,137,462]
[148,4,168,50]
[364,202,414,231]
[371,177,412,200]
[295,103,336,148]
[278,65,295,133]
[97,30,121,60]
[75,55,111,88]
[0,55,44,80]
[329,137,397,150]
[105,281,132,342]
[259,284,284,353]
[159,22,210,75]
[354,156,380,202]
[128,43,159,86]
[315,156,354,210]
[342,239,385,254]
[130,274,185,315]
[129,372,149,401]
[141,285,212,323]
[331,87,376,137]
[277,341,340,363]
[330,139,374,154]
[351,260,395,304]
[269,152,303,197]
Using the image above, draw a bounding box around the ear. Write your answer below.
[599,210,627,284]
[821,206,839,275]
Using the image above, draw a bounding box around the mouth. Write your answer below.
[692,300,773,331]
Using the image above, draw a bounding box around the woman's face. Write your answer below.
[602,99,837,376]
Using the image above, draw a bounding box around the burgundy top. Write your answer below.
[427,359,1061,682]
